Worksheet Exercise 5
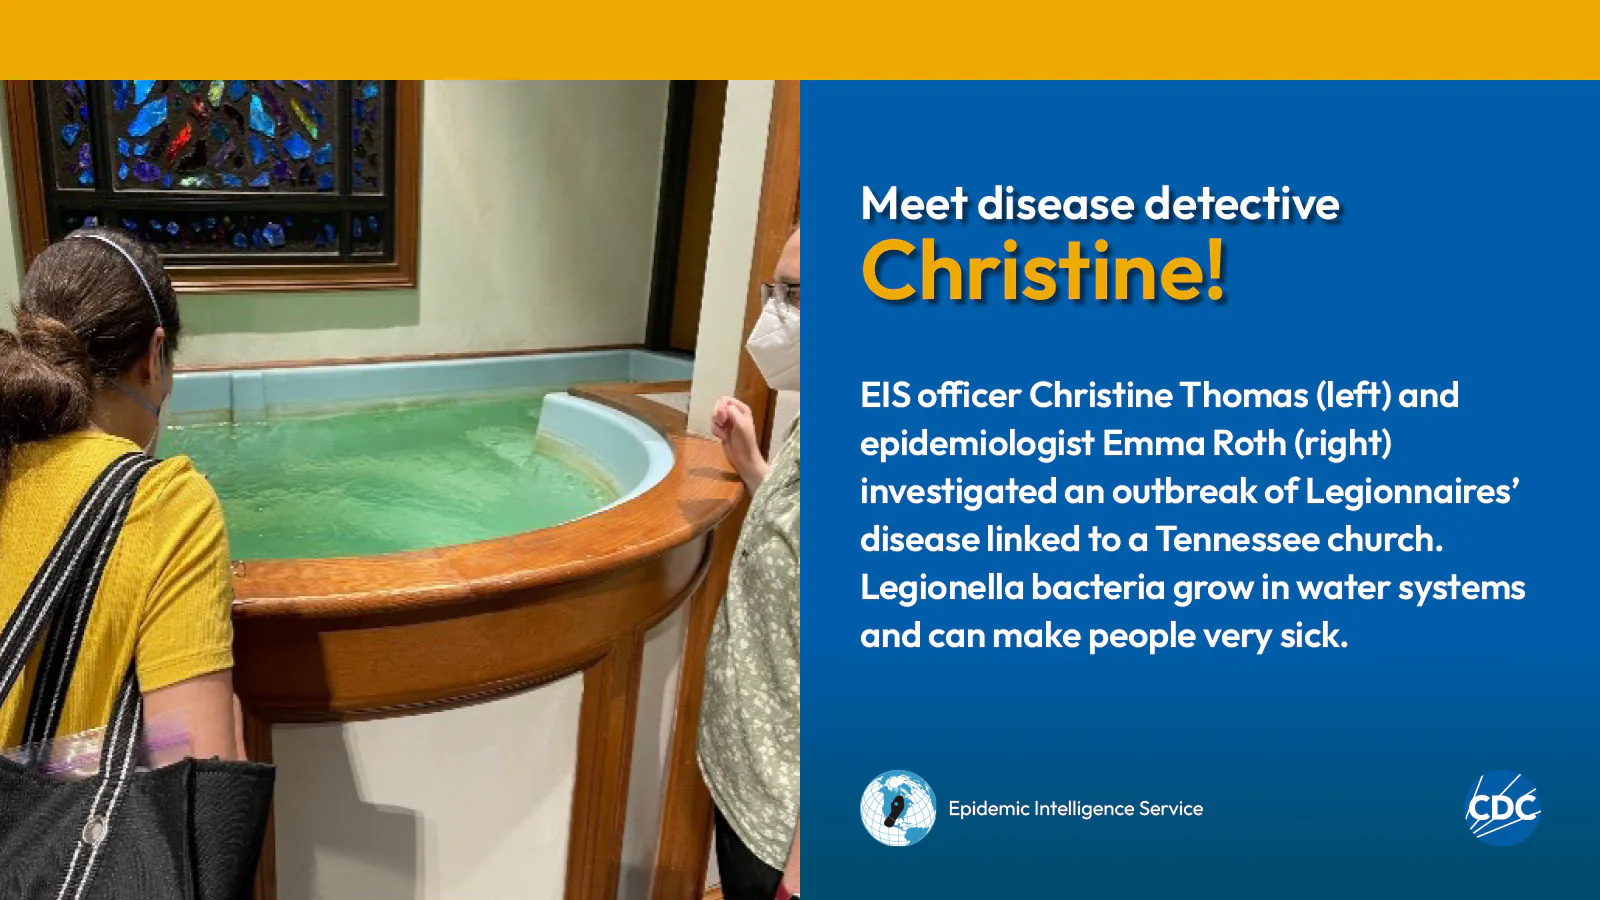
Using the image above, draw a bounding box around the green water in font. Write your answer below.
[160,391,618,560]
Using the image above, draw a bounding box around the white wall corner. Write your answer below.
[0,98,26,326]
[686,80,775,437]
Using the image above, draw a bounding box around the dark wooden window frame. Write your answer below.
[645,80,727,355]
[645,80,699,352]
[5,80,422,294]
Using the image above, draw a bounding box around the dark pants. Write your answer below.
[714,807,782,900]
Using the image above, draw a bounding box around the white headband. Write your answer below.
[68,233,164,331]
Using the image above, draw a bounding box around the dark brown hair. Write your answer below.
[0,228,180,482]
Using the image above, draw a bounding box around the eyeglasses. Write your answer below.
[760,282,799,308]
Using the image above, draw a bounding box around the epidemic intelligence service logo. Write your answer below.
[861,770,936,846]
[1465,770,1540,846]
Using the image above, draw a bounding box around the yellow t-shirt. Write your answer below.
[0,431,234,748]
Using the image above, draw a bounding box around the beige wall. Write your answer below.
[0,106,23,318]
[273,676,584,900]
[687,80,776,437]
[1,81,669,363]
[685,82,798,445]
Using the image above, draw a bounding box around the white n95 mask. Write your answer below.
[745,295,800,391]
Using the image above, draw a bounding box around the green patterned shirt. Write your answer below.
[698,418,800,869]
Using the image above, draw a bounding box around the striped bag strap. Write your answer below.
[20,452,158,748]
[50,456,163,900]
[54,669,147,900]
[0,453,153,710]
[0,450,157,900]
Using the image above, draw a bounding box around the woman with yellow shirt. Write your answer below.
[0,228,239,761]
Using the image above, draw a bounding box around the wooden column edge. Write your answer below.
[566,631,648,900]
[4,82,49,268]
[243,708,278,900]
[646,522,742,900]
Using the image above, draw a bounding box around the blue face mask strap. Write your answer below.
[110,379,163,418]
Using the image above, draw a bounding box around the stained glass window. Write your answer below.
[33,80,397,265]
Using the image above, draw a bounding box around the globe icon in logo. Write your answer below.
[861,770,936,846]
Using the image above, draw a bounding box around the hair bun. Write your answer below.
[15,311,94,382]
[0,310,93,450]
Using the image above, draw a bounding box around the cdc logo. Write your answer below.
[1464,771,1540,846]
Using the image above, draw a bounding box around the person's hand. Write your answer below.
[712,396,769,491]
[777,824,799,899]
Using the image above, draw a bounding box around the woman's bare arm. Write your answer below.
[142,669,242,761]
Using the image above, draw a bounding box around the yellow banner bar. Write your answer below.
[1,2,1595,78]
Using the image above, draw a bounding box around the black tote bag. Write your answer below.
[0,452,275,900]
